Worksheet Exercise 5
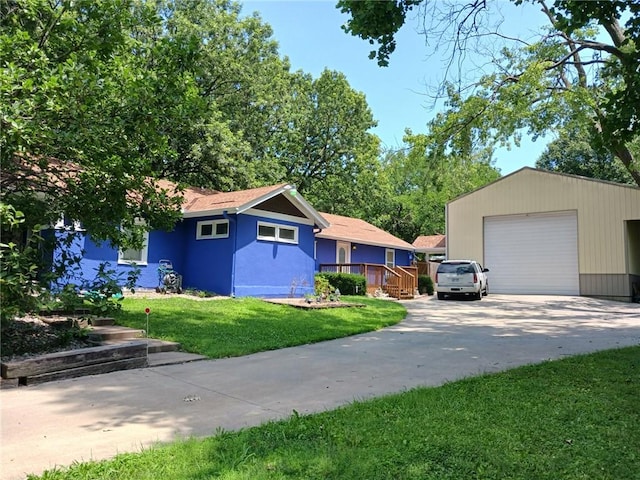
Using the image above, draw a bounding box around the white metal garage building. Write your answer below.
[446,168,640,301]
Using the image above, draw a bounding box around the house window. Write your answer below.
[118,232,149,265]
[196,220,229,240]
[53,215,84,231]
[385,248,395,268]
[257,221,298,244]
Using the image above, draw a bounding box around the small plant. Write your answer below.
[289,276,310,297]
[56,284,85,312]
[83,262,141,315]
[314,274,331,299]
[418,275,434,295]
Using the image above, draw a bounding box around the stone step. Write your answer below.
[101,338,181,353]
[146,339,181,353]
[24,357,148,386]
[88,325,145,342]
[89,317,116,327]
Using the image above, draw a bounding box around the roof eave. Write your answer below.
[182,207,240,219]
[316,233,415,251]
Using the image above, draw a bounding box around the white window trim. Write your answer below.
[53,216,85,231]
[118,230,149,265]
[385,248,395,268]
[196,219,229,240]
[257,221,298,244]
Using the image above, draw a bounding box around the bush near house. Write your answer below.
[418,274,434,295]
[315,272,366,296]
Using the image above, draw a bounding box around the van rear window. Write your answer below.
[438,263,475,274]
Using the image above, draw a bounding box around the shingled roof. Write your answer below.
[412,234,446,253]
[174,182,329,228]
[317,212,414,250]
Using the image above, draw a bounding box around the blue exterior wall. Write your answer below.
[54,226,188,292]
[181,215,234,295]
[234,214,316,297]
[54,211,412,297]
[315,237,337,270]
[315,238,413,269]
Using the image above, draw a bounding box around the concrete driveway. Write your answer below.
[2,295,639,479]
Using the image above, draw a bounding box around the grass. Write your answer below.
[30,346,640,479]
[114,296,407,358]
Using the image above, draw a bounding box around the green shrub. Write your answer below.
[418,275,434,295]
[316,272,366,296]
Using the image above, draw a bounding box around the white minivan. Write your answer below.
[435,260,489,300]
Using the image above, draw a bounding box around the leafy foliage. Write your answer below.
[418,274,434,295]
[536,128,636,184]
[338,0,640,186]
[316,272,367,296]
[0,204,41,323]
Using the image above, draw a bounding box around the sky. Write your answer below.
[241,0,553,176]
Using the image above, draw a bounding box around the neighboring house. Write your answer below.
[413,234,446,279]
[446,167,640,301]
[54,183,329,298]
[413,234,446,258]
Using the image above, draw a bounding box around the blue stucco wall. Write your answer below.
[55,213,412,298]
[58,226,187,292]
[315,238,413,269]
[315,237,337,270]
[181,216,234,295]
[234,214,316,297]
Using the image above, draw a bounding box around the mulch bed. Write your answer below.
[263,298,366,309]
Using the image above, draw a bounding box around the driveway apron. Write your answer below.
[1,295,639,479]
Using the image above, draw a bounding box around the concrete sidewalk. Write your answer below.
[1,295,639,479]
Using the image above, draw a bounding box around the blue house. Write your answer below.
[53,184,417,298]
[55,183,329,298]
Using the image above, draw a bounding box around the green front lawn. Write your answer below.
[31,346,640,479]
[115,296,406,358]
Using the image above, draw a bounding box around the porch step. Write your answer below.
[88,325,145,343]
[89,317,116,327]
[100,338,181,353]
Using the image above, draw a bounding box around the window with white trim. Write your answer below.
[196,219,229,240]
[53,215,84,231]
[257,221,298,244]
[385,248,395,268]
[118,219,148,265]
[118,232,149,265]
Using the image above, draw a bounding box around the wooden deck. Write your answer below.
[318,263,417,299]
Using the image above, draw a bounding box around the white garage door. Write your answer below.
[484,211,579,295]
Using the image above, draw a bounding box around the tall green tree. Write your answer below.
[271,69,379,204]
[536,129,636,185]
[375,131,500,242]
[1,0,185,247]
[151,0,292,190]
[337,0,640,186]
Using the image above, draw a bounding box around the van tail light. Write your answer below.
[435,273,438,283]
[473,273,477,283]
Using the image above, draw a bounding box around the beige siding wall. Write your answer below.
[447,169,640,274]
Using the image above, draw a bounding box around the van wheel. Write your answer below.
[475,290,482,300]
[483,283,489,296]
[437,292,445,300]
